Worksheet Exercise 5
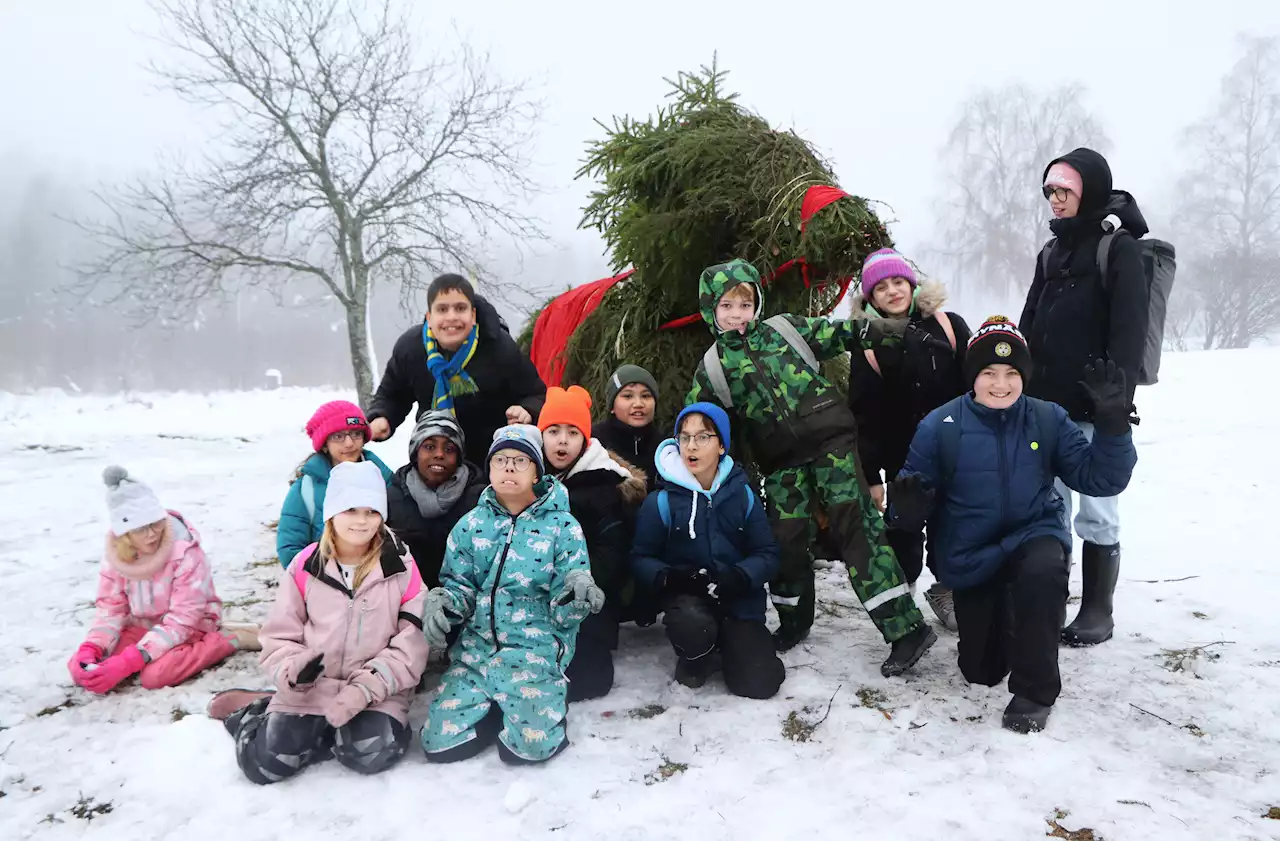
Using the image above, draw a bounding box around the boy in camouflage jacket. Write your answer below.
[686,259,936,676]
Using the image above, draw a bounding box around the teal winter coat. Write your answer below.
[422,478,591,762]
[276,450,394,566]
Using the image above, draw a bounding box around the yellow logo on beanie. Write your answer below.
[995,342,1012,357]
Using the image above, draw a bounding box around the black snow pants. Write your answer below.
[661,594,785,699]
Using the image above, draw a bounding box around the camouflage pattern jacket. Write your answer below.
[686,259,898,473]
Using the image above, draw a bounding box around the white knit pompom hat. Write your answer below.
[103,465,167,536]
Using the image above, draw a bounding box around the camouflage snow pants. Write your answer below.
[764,441,923,643]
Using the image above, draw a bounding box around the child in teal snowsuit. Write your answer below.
[421,424,604,764]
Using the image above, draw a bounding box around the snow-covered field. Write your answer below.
[2,350,1278,841]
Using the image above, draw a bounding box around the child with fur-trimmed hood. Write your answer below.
[849,249,971,629]
[539,385,649,701]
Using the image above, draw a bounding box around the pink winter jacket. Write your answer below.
[84,512,223,662]
[260,534,430,724]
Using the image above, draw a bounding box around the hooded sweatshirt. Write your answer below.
[684,259,902,473]
[1020,148,1150,421]
[630,440,779,622]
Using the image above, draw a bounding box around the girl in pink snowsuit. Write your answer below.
[67,466,259,694]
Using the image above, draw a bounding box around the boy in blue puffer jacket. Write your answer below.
[631,403,784,699]
[888,316,1136,734]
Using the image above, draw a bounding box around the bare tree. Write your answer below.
[931,84,1109,301]
[1176,36,1280,349]
[74,0,544,406]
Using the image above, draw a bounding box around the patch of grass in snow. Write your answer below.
[250,556,281,568]
[36,699,75,717]
[1046,809,1100,840]
[1263,806,1280,819]
[1191,611,1209,619]
[1160,641,1232,676]
[223,595,263,608]
[644,757,688,785]
[627,704,666,720]
[856,687,892,719]
[171,709,189,723]
[69,795,113,821]
[783,686,844,741]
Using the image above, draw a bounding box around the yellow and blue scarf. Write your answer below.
[424,323,479,410]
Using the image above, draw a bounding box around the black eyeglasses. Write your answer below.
[1042,186,1072,202]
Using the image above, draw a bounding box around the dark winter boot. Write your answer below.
[880,623,937,677]
[772,625,810,652]
[674,652,721,688]
[1002,695,1052,733]
[1061,542,1119,646]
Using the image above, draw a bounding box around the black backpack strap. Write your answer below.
[1096,231,1118,290]
[1038,238,1056,278]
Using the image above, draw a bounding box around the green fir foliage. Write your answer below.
[526,60,891,424]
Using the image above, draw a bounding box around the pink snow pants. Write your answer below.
[114,626,237,689]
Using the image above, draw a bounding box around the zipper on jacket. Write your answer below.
[744,344,798,444]
[488,522,517,652]
[997,414,1010,525]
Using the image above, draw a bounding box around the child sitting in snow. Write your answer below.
[277,401,394,566]
[630,404,784,698]
[849,248,972,630]
[592,364,662,492]
[67,467,259,695]
[216,461,429,784]
[888,317,1136,733]
[539,385,648,701]
[421,425,604,764]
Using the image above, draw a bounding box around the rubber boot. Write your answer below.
[1061,542,1119,646]
[880,623,937,677]
[1002,696,1052,733]
[772,573,815,652]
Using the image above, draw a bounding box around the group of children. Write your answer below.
[63,242,1138,782]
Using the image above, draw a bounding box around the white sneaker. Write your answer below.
[924,583,958,632]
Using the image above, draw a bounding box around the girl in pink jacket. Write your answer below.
[214,460,430,784]
[67,466,260,695]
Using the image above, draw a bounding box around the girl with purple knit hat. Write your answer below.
[848,248,972,631]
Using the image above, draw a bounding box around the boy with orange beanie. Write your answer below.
[538,386,649,700]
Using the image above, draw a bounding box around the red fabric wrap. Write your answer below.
[530,270,633,388]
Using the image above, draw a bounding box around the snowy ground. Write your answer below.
[2,351,1279,841]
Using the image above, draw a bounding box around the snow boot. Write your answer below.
[924,583,958,632]
[208,688,274,722]
[1061,542,1119,647]
[674,652,721,688]
[880,623,937,677]
[1002,695,1052,733]
[772,625,810,652]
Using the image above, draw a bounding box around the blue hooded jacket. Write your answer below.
[898,394,1136,589]
[277,450,394,567]
[630,438,779,622]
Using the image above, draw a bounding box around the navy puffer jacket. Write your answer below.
[630,440,779,622]
[899,394,1136,589]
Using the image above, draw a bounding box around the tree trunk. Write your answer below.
[344,299,376,410]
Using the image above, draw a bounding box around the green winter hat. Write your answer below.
[604,364,659,410]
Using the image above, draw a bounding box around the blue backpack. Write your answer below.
[934,396,1059,489]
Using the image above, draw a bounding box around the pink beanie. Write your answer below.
[860,248,917,298]
[1044,162,1083,198]
[306,401,370,452]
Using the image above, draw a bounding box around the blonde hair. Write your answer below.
[112,519,171,564]
[318,519,385,590]
[721,283,755,304]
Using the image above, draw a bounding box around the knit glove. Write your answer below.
[422,588,454,649]
[887,474,935,534]
[324,681,373,729]
[660,567,714,599]
[709,567,753,603]
[81,645,145,695]
[1079,359,1131,436]
[554,569,606,614]
[67,642,105,687]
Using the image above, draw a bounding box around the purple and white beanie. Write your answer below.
[860,248,918,298]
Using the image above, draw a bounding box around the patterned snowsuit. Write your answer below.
[686,259,924,643]
[422,478,591,762]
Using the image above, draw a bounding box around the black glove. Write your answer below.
[660,566,714,598]
[709,567,753,602]
[887,474,935,533]
[1079,359,1130,435]
[292,653,324,687]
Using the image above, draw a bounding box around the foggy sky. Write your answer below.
[3,0,1279,291]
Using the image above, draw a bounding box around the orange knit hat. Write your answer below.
[538,385,593,437]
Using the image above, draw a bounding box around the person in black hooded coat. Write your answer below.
[367,275,547,468]
[1019,147,1148,649]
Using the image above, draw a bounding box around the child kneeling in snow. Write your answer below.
[540,385,649,702]
[888,317,1136,733]
[630,404,785,698]
[219,461,429,784]
[421,424,604,764]
[67,466,258,695]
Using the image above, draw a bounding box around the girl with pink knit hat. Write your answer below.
[276,401,394,567]
[849,248,972,631]
[66,466,260,695]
